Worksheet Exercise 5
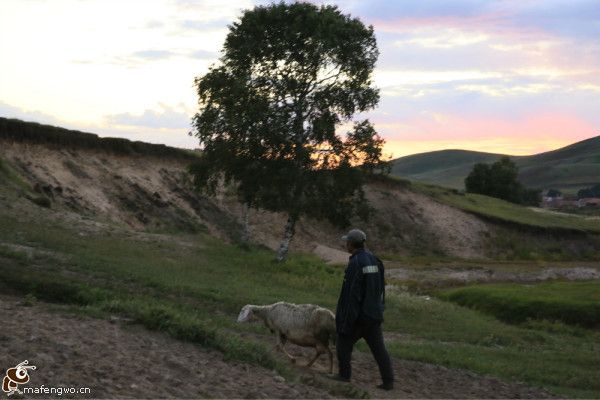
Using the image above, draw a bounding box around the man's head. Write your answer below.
[342,229,366,253]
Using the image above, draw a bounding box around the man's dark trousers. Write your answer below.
[337,317,394,384]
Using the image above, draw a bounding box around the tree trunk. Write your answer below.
[241,202,250,244]
[276,215,297,262]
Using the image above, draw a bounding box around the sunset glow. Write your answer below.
[1,0,598,157]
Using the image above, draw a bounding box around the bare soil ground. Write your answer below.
[2,296,556,399]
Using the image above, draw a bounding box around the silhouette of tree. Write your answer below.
[189,2,387,261]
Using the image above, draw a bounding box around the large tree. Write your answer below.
[190,2,387,261]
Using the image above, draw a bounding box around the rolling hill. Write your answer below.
[391,136,600,192]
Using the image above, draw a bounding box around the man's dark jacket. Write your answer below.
[336,248,385,335]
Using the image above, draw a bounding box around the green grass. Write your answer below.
[0,206,599,398]
[560,207,600,217]
[410,181,600,234]
[0,155,30,190]
[437,281,600,328]
[379,292,600,398]
[387,340,599,398]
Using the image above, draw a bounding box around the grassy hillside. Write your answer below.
[518,136,600,191]
[0,196,599,398]
[390,150,504,189]
[410,180,600,236]
[391,136,600,191]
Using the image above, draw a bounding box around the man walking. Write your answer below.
[333,229,394,390]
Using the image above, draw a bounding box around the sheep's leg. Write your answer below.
[327,347,334,374]
[305,345,325,368]
[282,346,297,363]
[276,334,296,363]
[305,350,322,368]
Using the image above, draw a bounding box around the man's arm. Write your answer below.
[338,259,364,334]
[376,256,386,306]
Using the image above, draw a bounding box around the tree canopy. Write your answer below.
[189,2,387,260]
[577,184,600,199]
[465,157,540,206]
[546,188,562,198]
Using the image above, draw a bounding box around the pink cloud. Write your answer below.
[372,11,600,73]
[379,112,599,157]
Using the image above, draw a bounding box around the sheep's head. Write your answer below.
[236,305,256,323]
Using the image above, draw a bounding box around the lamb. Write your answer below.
[237,301,336,373]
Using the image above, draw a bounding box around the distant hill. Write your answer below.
[391,136,600,192]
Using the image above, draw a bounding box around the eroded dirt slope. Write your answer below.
[0,139,491,259]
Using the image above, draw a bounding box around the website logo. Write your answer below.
[2,360,36,397]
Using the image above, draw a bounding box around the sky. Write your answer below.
[1,0,599,158]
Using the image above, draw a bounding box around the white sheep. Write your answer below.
[237,301,336,373]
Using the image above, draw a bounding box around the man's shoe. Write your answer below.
[329,374,350,383]
[377,382,394,391]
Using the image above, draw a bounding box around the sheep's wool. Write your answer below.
[237,301,336,373]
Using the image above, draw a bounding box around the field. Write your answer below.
[1,194,599,398]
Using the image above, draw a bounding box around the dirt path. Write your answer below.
[1,296,556,399]
[252,335,557,400]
